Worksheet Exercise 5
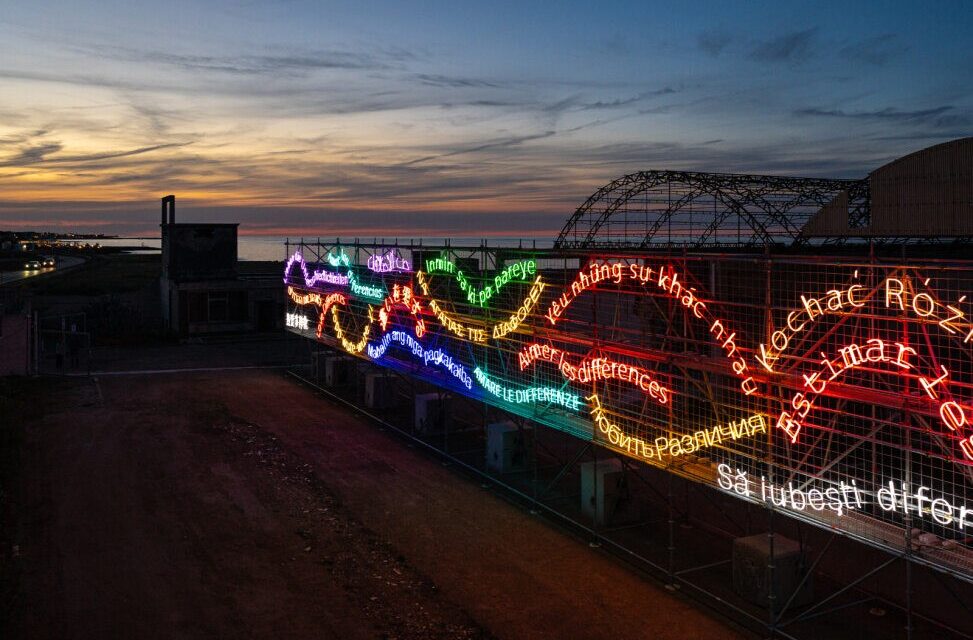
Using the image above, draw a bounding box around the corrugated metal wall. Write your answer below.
[869,137,973,236]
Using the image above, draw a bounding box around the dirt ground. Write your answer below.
[0,365,748,640]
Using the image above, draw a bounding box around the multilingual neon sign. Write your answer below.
[655,414,766,458]
[416,270,487,342]
[491,275,545,339]
[285,312,310,331]
[776,337,918,442]
[588,393,656,458]
[474,367,583,412]
[519,343,669,404]
[378,283,426,337]
[286,243,973,575]
[425,255,537,307]
[368,249,411,273]
[287,287,348,338]
[544,260,756,395]
[588,394,765,460]
[331,305,372,354]
[348,270,386,302]
[284,251,350,288]
[327,251,351,268]
[366,330,472,389]
[288,286,322,306]
[718,466,973,528]
[767,274,973,460]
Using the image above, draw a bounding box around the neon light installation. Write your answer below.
[287,287,348,338]
[567,357,668,404]
[756,276,867,372]
[545,261,627,324]
[288,286,322,306]
[718,466,973,529]
[544,261,705,323]
[544,260,755,395]
[327,251,351,268]
[518,342,670,405]
[718,465,864,517]
[518,342,566,370]
[474,368,583,412]
[760,273,973,458]
[416,271,487,343]
[366,330,472,389]
[331,305,372,354]
[769,330,973,460]
[378,283,426,337]
[655,414,766,458]
[588,394,764,460]
[491,275,545,339]
[775,337,928,443]
[284,251,316,286]
[588,393,655,459]
[348,271,386,302]
[368,249,411,273]
[653,264,756,396]
[424,256,455,274]
[311,270,349,287]
[426,256,537,307]
[314,292,349,338]
[284,252,350,288]
[285,312,310,330]
[758,274,973,373]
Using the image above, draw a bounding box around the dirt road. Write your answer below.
[1,368,746,639]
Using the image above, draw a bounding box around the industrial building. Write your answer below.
[159,195,285,336]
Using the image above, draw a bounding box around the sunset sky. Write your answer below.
[1,1,970,237]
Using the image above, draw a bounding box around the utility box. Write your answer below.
[580,458,634,527]
[311,351,342,386]
[415,392,450,433]
[365,373,396,409]
[732,533,813,609]
[318,354,355,387]
[486,421,531,473]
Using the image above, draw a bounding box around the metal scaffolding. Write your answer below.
[279,148,973,639]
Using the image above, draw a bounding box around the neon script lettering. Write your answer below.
[366,330,472,389]
[284,252,350,288]
[368,249,411,273]
[474,368,583,412]
[491,276,545,339]
[285,312,310,330]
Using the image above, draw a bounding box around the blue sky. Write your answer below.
[0,0,970,236]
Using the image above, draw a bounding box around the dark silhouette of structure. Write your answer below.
[555,137,973,250]
[160,195,283,336]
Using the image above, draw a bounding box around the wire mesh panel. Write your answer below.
[283,239,973,582]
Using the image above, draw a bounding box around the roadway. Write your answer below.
[0,255,85,286]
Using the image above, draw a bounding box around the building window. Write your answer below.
[187,292,207,323]
[230,291,248,321]
[208,292,228,322]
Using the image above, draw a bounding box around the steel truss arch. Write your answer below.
[555,170,861,250]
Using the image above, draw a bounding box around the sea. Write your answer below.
[69,236,556,262]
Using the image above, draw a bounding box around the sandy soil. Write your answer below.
[0,368,747,640]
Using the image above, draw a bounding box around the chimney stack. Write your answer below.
[161,194,175,226]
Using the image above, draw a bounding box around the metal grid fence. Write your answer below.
[283,239,973,583]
